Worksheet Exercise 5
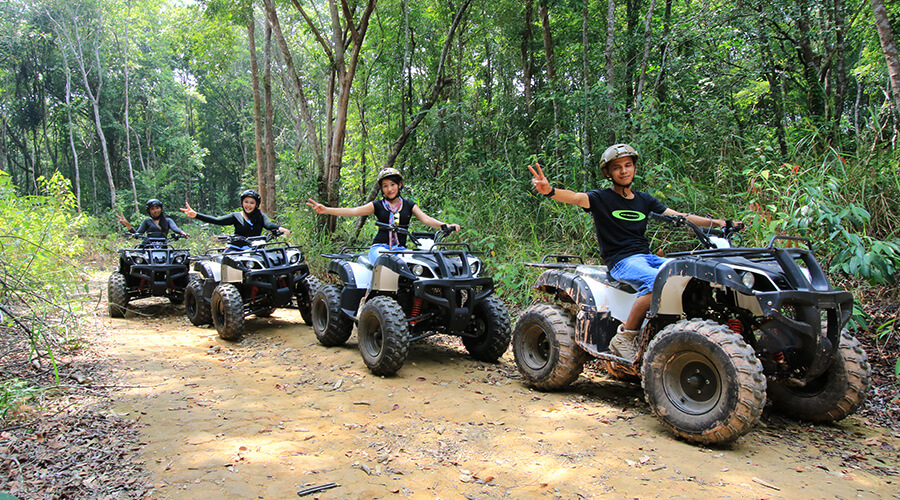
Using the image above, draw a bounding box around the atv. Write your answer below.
[183,230,320,341]
[513,214,870,444]
[311,222,511,376]
[108,233,190,317]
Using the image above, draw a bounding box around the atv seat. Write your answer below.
[357,254,373,268]
[576,265,637,294]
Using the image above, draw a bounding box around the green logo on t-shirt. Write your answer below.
[612,210,646,222]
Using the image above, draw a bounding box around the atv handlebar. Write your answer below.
[129,232,184,247]
[216,229,284,247]
[375,222,458,247]
[649,213,744,249]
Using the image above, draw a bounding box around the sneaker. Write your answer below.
[609,324,639,360]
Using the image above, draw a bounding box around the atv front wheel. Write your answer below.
[296,275,322,325]
[357,295,409,376]
[767,330,870,422]
[311,284,353,346]
[462,295,512,362]
[513,303,589,390]
[642,319,766,444]
[211,283,245,341]
[108,272,129,318]
[184,278,212,326]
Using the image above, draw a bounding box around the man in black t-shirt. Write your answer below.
[528,144,726,360]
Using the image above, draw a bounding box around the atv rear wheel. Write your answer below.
[513,303,589,390]
[462,295,512,362]
[767,330,870,422]
[184,278,212,326]
[357,295,409,376]
[296,275,322,325]
[108,272,129,318]
[642,319,766,444]
[212,283,245,341]
[311,284,353,346]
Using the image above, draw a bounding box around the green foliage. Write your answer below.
[0,379,39,423]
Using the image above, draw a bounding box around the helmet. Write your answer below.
[599,143,639,171]
[375,167,403,187]
[239,189,261,204]
[145,198,163,213]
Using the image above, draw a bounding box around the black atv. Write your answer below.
[184,230,320,340]
[108,233,190,317]
[311,223,511,376]
[513,214,870,444]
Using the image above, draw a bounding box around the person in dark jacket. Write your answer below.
[117,199,188,241]
[181,190,290,251]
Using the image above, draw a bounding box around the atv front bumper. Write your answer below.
[128,263,190,297]
[412,276,493,333]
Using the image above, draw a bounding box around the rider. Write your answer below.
[529,144,727,360]
[117,199,189,242]
[180,189,291,252]
[306,167,460,264]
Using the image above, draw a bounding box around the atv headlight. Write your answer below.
[236,257,262,270]
[741,272,756,289]
[469,261,481,276]
[131,253,147,264]
[173,254,186,265]
[412,264,425,276]
[287,250,301,264]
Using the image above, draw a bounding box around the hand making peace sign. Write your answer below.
[528,162,552,196]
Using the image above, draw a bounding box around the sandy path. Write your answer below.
[100,299,899,499]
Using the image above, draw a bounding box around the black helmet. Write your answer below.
[145,198,163,214]
[240,189,261,204]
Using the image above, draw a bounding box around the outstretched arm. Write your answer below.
[305,198,374,217]
[663,208,727,228]
[411,205,461,232]
[528,163,590,208]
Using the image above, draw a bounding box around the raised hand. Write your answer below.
[528,162,551,195]
[180,202,197,218]
[306,198,327,214]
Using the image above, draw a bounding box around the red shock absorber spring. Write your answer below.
[410,297,423,325]
[727,319,742,335]
[773,351,785,362]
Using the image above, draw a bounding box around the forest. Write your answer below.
[1,0,900,347]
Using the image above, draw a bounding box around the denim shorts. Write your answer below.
[368,243,407,265]
[609,253,671,297]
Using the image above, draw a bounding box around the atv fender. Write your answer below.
[534,270,619,351]
[193,261,221,283]
[327,259,373,289]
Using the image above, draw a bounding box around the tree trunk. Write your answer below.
[582,0,592,181]
[263,16,277,214]
[124,0,138,212]
[60,44,81,212]
[248,2,267,211]
[538,0,560,146]
[634,0,657,110]
[522,0,536,148]
[605,0,616,142]
[872,0,900,118]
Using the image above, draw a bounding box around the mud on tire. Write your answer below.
[108,272,129,318]
[311,284,353,346]
[641,319,766,444]
[767,330,870,422]
[462,295,512,362]
[184,277,212,326]
[296,275,322,325]
[513,303,590,390]
[357,295,409,376]
[212,283,245,341]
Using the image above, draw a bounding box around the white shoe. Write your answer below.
[609,324,639,360]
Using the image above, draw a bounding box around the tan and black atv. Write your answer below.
[311,223,511,376]
[513,214,870,444]
[184,230,319,340]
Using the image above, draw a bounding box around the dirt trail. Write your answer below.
[100,296,899,499]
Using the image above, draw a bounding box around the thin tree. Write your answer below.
[872,0,900,119]
[46,3,117,207]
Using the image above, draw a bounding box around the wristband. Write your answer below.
[544,186,556,198]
